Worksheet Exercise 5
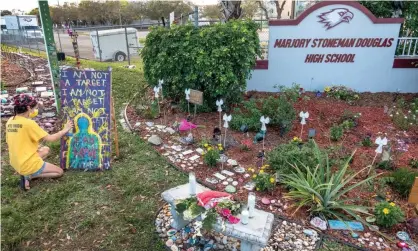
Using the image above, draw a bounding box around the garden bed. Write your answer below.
[126,89,418,250]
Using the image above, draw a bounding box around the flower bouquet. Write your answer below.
[175,191,242,230]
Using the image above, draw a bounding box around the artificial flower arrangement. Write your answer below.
[175,191,242,230]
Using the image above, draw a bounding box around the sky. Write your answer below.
[1,0,218,13]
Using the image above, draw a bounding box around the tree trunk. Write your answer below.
[257,1,270,19]
[273,0,286,19]
[220,0,243,20]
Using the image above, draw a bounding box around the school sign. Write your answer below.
[248,1,418,93]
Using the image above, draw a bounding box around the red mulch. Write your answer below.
[126,91,418,249]
[1,60,31,87]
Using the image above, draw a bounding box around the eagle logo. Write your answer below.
[317,8,354,30]
[23,17,33,22]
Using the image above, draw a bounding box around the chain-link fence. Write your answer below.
[1,28,45,54]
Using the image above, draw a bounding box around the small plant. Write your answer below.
[374,201,404,228]
[282,147,379,220]
[330,125,343,141]
[376,160,393,170]
[240,139,252,151]
[389,98,418,130]
[389,168,418,198]
[361,136,373,147]
[325,85,359,102]
[268,140,325,175]
[253,168,276,192]
[203,145,221,167]
[410,158,418,169]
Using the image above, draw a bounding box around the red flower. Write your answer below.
[227,215,240,224]
[220,208,231,217]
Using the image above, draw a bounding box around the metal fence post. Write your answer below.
[57,28,63,52]
[96,28,102,62]
[194,6,198,27]
[124,27,131,65]
[26,29,32,52]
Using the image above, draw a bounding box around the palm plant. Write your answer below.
[282,146,380,222]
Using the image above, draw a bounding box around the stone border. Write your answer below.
[153,204,370,251]
[126,93,370,251]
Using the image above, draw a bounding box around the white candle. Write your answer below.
[241,209,249,225]
[189,172,197,196]
[248,192,256,218]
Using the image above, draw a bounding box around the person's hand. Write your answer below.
[63,120,74,133]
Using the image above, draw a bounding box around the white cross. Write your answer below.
[299,111,309,125]
[153,86,160,98]
[216,99,223,112]
[375,137,388,154]
[185,88,191,100]
[223,114,232,128]
[260,116,270,132]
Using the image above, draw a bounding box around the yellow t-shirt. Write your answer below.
[6,116,48,176]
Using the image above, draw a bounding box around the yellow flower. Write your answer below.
[265,165,270,167]
[252,174,257,178]
[204,143,209,148]
[218,144,222,147]
[218,147,223,151]
[207,147,213,151]
[389,202,396,207]
[269,177,275,183]
[256,187,260,191]
[261,166,266,170]
[382,208,390,215]
[324,86,331,92]
[354,94,359,99]
[259,170,264,174]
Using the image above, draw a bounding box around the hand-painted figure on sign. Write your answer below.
[67,113,102,170]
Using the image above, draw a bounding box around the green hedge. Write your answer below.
[141,20,261,109]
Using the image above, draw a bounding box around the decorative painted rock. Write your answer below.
[351,232,359,238]
[166,239,174,247]
[222,181,229,186]
[396,242,409,249]
[171,245,179,251]
[303,229,317,237]
[261,197,271,205]
[167,228,177,236]
[146,122,154,127]
[366,216,376,223]
[225,185,236,193]
[310,217,327,230]
[243,182,255,191]
[369,225,379,232]
[148,135,163,145]
[227,159,238,166]
[232,181,238,186]
[396,231,410,241]
[205,177,219,184]
[328,220,364,231]
[234,166,245,173]
[227,178,233,182]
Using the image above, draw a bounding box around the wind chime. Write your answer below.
[299,111,309,139]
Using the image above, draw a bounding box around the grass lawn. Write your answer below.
[1,51,186,250]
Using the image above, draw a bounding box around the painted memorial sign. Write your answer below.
[189,89,203,105]
[60,69,112,170]
[247,1,418,93]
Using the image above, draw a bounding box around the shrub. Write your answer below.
[374,201,404,228]
[390,168,418,198]
[230,96,296,133]
[330,125,343,141]
[268,140,325,175]
[203,147,220,167]
[253,169,276,192]
[142,20,261,108]
[389,98,418,130]
[324,85,359,102]
[282,149,378,220]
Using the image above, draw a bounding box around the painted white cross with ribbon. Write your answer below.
[223,114,232,128]
[185,88,191,101]
[216,99,223,112]
[260,116,270,132]
[375,136,388,154]
[299,111,309,125]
